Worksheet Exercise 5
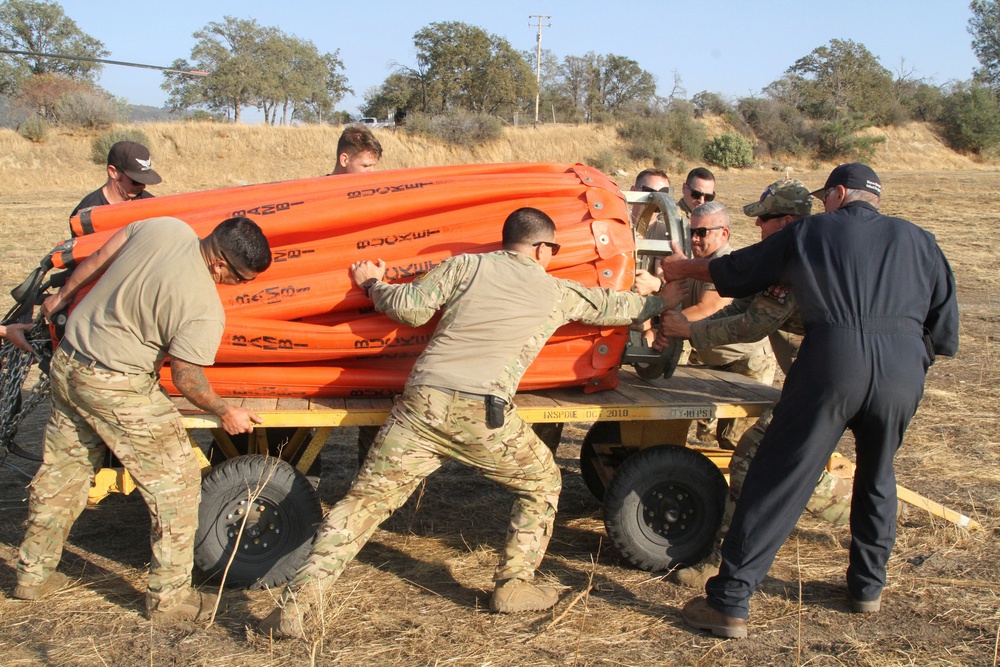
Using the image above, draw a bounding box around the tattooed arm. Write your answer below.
[171,358,262,435]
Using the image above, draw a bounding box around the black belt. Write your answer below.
[428,385,489,401]
[59,340,113,371]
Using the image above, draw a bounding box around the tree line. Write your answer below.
[3,0,1000,161]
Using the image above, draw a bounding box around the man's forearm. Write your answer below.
[661,257,713,283]
[171,359,231,417]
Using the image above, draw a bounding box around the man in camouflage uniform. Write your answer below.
[682,201,775,448]
[258,207,681,639]
[657,179,853,588]
[14,216,271,622]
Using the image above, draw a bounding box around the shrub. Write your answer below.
[618,103,706,164]
[815,115,886,161]
[90,128,152,165]
[703,132,755,169]
[53,89,124,129]
[585,149,617,174]
[737,97,816,157]
[19,115,48,143]
[404,111,503,146]
[938,83,1000,155]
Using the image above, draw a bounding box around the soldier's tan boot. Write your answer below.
[13,572,70,600]
[674,560,720,589]
[490,579,560,613]
[258,606,306,639]
[148,589,219,623]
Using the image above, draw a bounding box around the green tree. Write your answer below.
[412,21,535,116]
[939,82,1000,153]
[162,16,270,122]
[969,0,1000,87]
[0,0,107,94]
[162,17,347,124]
[783,39,898,124]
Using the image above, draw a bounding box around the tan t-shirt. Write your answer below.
[684,243,771,367]
[64,217,225,374]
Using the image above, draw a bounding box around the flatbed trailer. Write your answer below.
[84,366,780,589]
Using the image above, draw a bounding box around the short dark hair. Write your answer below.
[636,168,670,185]
[502,207,556,248]
[210,217,272,274]
[686,167,715,185]
[337,125,383,161]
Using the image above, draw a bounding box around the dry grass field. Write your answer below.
[0,123,997,666]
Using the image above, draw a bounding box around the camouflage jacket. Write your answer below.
[690,283,804,351]
[369,250,664,400]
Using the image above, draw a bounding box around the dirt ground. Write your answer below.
[0,169,997,667]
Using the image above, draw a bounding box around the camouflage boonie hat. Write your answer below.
[743,179,813,218]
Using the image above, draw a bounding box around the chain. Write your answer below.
[0,318,52,456]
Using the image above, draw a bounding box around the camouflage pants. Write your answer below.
[284,384,561,601]
[707,406,853,563]
[17,348,200,611]
[696,348,777,449]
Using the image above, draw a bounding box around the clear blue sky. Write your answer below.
[54,0,981,120]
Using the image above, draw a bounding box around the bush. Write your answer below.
[703,132,755,169]
[404,111,503,146]
[737,97,817,157]
[938,83,1000,155]
[618,103,706,164]
[585,149,618,174]
[53,89,124,129]
[815,115,886,161]
[90,128,153,165]
[19,116,48,143]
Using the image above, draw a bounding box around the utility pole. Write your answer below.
[529,14,551,124]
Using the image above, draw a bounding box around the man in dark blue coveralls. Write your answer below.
[661,163,960,638]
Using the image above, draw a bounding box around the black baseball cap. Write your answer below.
[108,141,162,185]
[811,162,881,198]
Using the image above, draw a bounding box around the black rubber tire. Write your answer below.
[579,422,628,501]
[211,428,321,478]
[195,455,322,589]
[603,445,726,571]
[633,335,684,381]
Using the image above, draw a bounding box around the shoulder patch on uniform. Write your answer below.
[763,284,790,304]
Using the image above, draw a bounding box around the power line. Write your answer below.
[529,15,551,124]
[0,48,210,76]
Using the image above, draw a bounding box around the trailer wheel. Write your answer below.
[195,455,322,589]
[579,422,631,501]
[603,445,726,571]
[212,428,321,478]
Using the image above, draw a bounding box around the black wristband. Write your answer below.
[361,278,379,296]
[658,277,666,293]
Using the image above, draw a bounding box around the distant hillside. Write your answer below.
[0,120,990,199]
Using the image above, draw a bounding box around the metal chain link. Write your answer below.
[0,318,52,455]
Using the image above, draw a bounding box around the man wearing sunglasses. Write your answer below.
[70,141,161,237]
[658,179,852,590]
[258,207,682,639]
[14,216,272,624]
[679,167,717,219]
[681,202,775,449]
[662,163,959,638]
[630,168,671,226]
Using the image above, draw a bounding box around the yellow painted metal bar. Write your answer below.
[897,484,981,531]
[178,401,770,430]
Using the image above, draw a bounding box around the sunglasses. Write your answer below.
[687,187,715,202]
[690,225,725,239]
[814,187,837,201]
[532,241,561,255]
[219,249,252,283]
[636,184,661,193]
[757,213,787,222]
